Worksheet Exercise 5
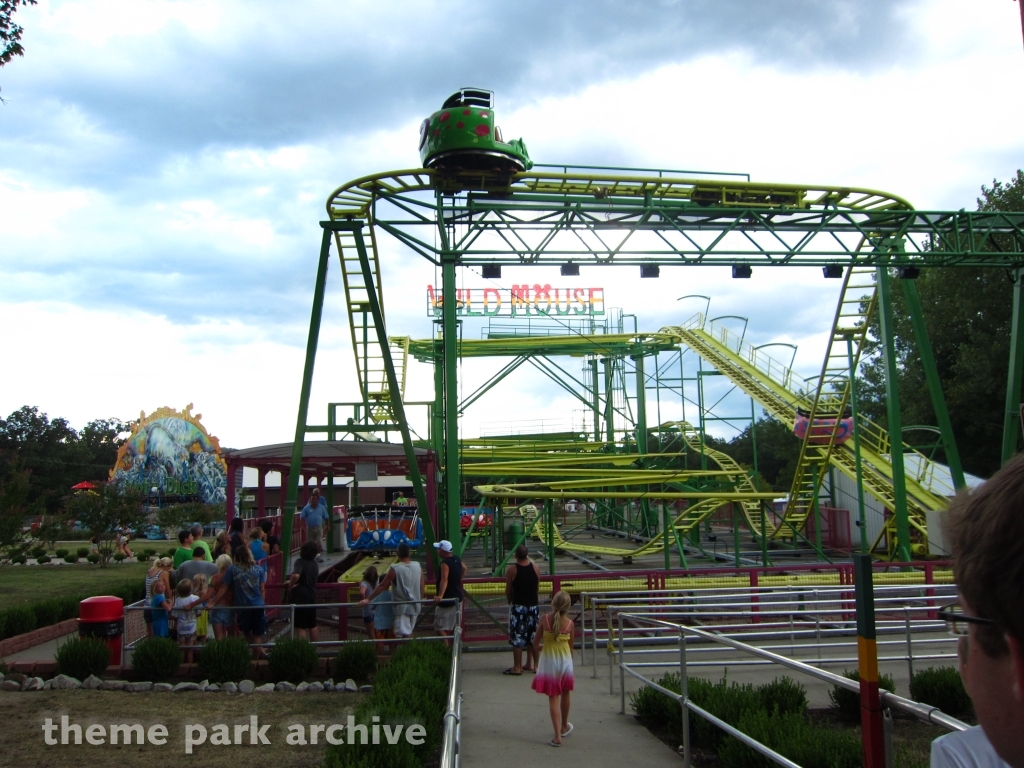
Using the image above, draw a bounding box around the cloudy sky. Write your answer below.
[1,0,1021,452]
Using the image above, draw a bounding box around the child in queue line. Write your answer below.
[172,578,204,663]
[372,581,394,659]
[532,590,575,747]
[150,580,172,638]
[206,554,236,640]
[359,566,378,639]
[191,573,210,642]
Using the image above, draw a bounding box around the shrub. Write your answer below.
[131,637,182,681]
[54,548,69,558]
[718,707,861,768]
[166,548,177,558]
[325,641,451,767]
[143,548,157,557]
[138,554,151,562]
[268,638,319,684]
[36,554,51,564]
[0,606,35,639]
[11,555,27,565]
[911,667,972,718]
[87,553,100,564]
[30,546,47,559]
[56,637,111,680]
[756,676,806,715]
[829,670,896,723]
[64,554,78,563]
[113,553,126,563]
[198,637,252,683]
[32,597,74,628]
[77,547,90,559]
[334,641,377,682]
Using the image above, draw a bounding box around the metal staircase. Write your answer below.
[774,267,877,539]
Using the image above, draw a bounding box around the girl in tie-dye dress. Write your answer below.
[532,590,575,746]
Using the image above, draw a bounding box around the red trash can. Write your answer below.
[79,596,124,666]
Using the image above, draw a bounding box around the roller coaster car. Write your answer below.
[419,88,532,176]
[793,408,854,445]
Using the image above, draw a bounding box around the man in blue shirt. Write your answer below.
[299,488,330,562]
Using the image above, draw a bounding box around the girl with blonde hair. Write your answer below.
[531,590,575,746]
[206,554,236,639]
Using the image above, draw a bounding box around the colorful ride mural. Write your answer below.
[109,404,228,506]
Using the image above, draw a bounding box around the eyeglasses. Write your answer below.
[937,603,998,636]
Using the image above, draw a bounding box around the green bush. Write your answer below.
[268,638,319,684]
[55,548,69,558]
[30,545,47,559]
[718,707,861,768]
[11,555,27,565]
[198,637,252,683]
[138,554,151,562]
[911,667,972,718]
[76,547,90,559]
[756,676,806,715]
[166,548,177,558]
[143,548,157,557]
[0,606,36,639]
[113,553,126,562]
[87,553,100,564]
[325,641,451,768]
[32,598,72,628]
[64,554,78,563]
[56,637,111,680]
[829,670,896,723]
[131,637,182,681]
[36,554,52,564]
[334,641,377,682]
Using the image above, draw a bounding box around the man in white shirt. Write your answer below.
[939,454,1024,768]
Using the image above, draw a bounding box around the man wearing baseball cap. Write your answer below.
[433,539,466,645]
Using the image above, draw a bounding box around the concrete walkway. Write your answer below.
[459,650,681,766]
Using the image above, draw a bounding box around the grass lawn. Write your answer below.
[0,563,152,610]
[0,688,360,767]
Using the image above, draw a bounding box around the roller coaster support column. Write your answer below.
[876,264,912,562]
[847,337,869,555]
[603,358,615,443]
[351,222,435,557]
[854,554,885,768]
[633,348,655,542]
[546,500,555,575]
[590,358,601,442]
[281,225,332,569]
[1002,268,1024,464]
[442,252,461,551]
[902,280,966,489]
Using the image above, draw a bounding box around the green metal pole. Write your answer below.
[662,503,671,572]
[589,357,601,442]
[603,358,615,444]
[847,337,869,555]
[749,399,759,481]
[280,226,333,570]
[432,344,445,537]
[759,501,769,566]
[854,553,885,768]
[352,224,435,555]
[732,503,741,568]
[901,279,966,489]
[442,253,462,551]
[634,350,653,537]
[326,470,334,554]
[1002,269,1024,464]
[546,499,555,575]
[876,264,913,562]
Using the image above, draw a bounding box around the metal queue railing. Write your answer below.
[440,626,464,768]
[580,584,959,686]
[611,614,968,768]
[123,598,462,655]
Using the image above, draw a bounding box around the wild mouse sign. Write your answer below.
[426,284,605,317]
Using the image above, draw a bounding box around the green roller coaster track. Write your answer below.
[273,165,1024,570]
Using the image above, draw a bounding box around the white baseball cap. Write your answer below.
[433,540,453,552]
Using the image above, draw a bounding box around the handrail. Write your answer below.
[622,613,969,734]
[440,626,463,768]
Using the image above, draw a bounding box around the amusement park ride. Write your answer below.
[276,88,1024,572]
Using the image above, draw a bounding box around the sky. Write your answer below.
[1,0,1022,453]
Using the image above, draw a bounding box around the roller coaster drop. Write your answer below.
[275,146,1024,571]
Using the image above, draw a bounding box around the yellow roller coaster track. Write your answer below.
[665,314,951,552]
[325,169,912,424]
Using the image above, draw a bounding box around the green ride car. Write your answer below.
[419,87,532,175]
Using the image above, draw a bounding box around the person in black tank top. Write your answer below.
[504,544,541,674]
[433,540,466,645]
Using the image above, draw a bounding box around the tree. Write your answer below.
[858,171,1024,479]
[155,502,222,538]
[0,461,37,566]
[0,0,36,67]
[0,407,132,515]
[66,484,147,567]
[725,415,802,491]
